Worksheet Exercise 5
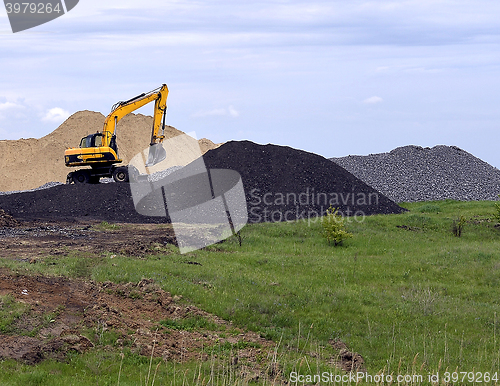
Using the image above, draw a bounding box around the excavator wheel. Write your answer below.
[72,170,90,184]
[113,166,129,183]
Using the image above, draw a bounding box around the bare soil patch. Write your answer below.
[0,272,273,374]
[0,218,176,260]
[0,218,278,379]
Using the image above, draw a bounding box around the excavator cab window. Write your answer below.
[80,133,103,148]
[92,133,103,147]
[79,136,88,148]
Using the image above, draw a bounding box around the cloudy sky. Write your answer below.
[1,1,499,167]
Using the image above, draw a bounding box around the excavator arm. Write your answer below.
[101,84,169,149]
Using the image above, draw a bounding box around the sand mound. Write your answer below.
[0,111,220,192]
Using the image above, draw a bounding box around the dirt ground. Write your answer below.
[0,214,364,377]
[0,219,176,261]
[0,214,278,381]
[0,272,275,379]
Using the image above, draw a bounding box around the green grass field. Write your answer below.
[1,199,500,385]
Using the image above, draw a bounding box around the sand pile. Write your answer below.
[331,145,500,202]
[0,141,404,224]
[0,111,220,192]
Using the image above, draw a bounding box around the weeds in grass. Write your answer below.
[117,352,125,385]
[0,294,30,334]
[94,221,121,230]
[417,204,441,214]
[69,258,92,279]
[159,316,217,332]
[405,214,435,230]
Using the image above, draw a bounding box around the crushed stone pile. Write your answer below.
[0,182,64,196]
[202,141,405,222]
[0,141,404,224]
[0,110,220,192]
[0,184,162,223]
[331,145,500,203]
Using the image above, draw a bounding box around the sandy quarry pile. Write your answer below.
[0,141,404,223]
[331,145,500,202]
[0,110,220,192]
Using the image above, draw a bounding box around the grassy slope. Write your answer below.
[1,199,500,384]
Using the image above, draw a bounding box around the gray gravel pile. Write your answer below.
[331,145,500,202]
[146,165,184,183]
[0,181,64,196]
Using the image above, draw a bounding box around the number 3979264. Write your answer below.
[5,3,62,14]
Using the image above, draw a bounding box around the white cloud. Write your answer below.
[42,107,70,122]
[0,100,26,122]
[0,101,24,111]
[193,105,240,118]
[363,96,384,104]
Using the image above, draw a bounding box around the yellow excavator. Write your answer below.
[65,84,169,184]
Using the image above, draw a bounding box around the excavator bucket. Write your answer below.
[146,143,167,167]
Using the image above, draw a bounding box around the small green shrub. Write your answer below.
[322,206,353,246]
[452,215,466,237]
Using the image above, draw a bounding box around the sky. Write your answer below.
[1,0,499,167]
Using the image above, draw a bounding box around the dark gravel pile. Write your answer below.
[0,183,168,223]
[202,141,405,223]
[0,141,404,223]
[331,145,500,203]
